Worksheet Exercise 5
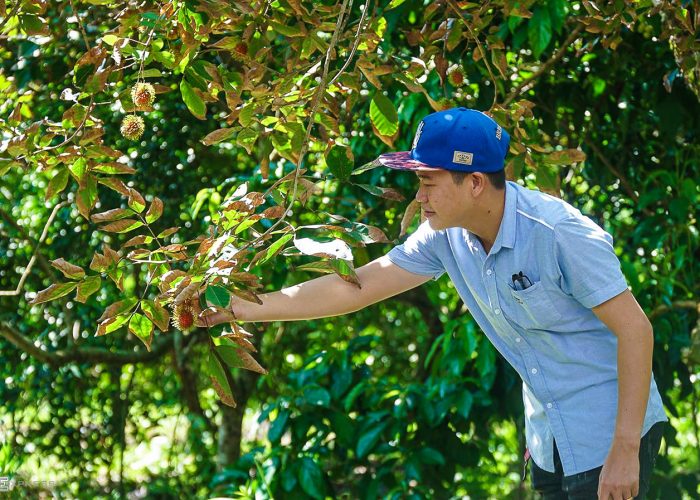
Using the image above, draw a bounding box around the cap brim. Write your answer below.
[376,151,441,171]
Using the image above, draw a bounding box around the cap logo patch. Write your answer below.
[496,126,502,140]
[453,151,473,165]
[411,121,424,150]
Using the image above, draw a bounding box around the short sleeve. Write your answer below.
[554,217,629,308]
[387,221,445,280]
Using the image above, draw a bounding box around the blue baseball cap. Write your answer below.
[377,107,510,173]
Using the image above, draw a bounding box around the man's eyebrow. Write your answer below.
[416,173,433,179]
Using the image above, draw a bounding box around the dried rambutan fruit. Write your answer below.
[120,115,145,141]
[447,66,465,87]
[131,82,156,110]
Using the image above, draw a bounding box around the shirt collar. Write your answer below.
[489,181,518,253]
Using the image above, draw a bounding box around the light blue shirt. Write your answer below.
[387,181,667,476]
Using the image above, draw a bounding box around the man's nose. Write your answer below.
[415,186,428,203]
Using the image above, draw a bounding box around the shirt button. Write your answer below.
[546,403,553,409]
[494,308,501,315]
[531,368,538,374]
[515,337,521,343]
[486,269,493,275]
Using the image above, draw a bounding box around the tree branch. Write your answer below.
[0,321,207,366]
[503,24,584,107]
[649,300,698,320]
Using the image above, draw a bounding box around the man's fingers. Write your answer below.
[197,305,236,327]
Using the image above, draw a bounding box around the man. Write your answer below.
[203,107,667,499]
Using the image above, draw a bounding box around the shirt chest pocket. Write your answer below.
[507,282,563,330]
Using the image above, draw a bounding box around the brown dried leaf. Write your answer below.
[123,235,148,248]
[50,258,85,279]
[91,207,133,223]
[400,199,420,237]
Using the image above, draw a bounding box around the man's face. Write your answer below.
[415,170,471,230]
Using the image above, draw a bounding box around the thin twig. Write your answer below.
[0,1,21,33]
[0,201,69,296]
[328,0,371,88]
[446,0,499,109]
[68,0,91,51]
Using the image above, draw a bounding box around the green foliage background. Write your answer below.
[1,0,698,498]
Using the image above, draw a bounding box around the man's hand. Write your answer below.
[598,438,640,500]
[197,294,246,327]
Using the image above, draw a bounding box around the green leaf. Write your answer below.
[69,158,88,183]
[205,285,230,308]
[76,174,98,220]
[369,93,399,139]
[102,34,119,45]
[128,313,153,350]
[455,391,473,419]
[96,315,129,336]
[141,299,170,332]
[76,275,101,303]
[268,409,290,443]
[355,183,405,201]
[528,6,552,58]
[46,168,70,201]
[180,78,206,120]
[237,128,257,154]
[19,14,49,36]
[419,447,446,465]
[386,0,407,9]
[298,457,324,500]
[257,233,294,265]
[303,386,331,407]
[29,282,79,305]
[216,345,267,374]
[356,422,387,458]
[325,144,354,181]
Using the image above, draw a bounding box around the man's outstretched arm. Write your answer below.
[201,255,432,325]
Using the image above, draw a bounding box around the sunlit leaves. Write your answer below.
[294,238,353,261]
[76,275,102,303]
[29,282,79,305]
[141,299,170,332]
[180,78,206,120]
[205,285,231,308]
[45,168,70,201]
[369,93,399,146]
[128,313,153,350]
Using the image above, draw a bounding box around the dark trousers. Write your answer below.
[531,421,665,499]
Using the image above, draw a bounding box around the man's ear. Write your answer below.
[469,172,487,197]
